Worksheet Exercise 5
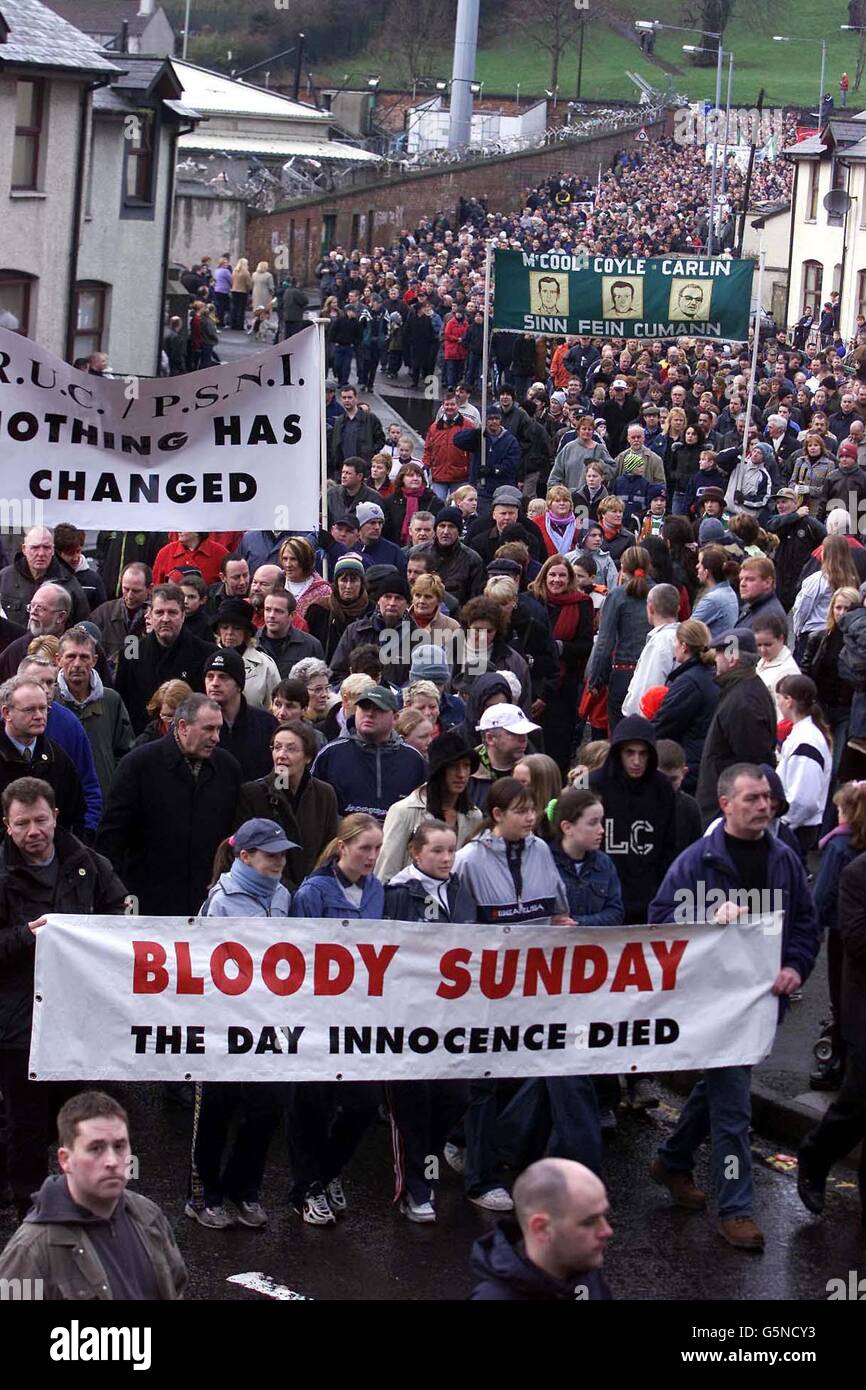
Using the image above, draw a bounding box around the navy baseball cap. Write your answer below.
[231,818,297,854]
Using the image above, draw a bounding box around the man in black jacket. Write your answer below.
[766,492,827,612]
[0,677,85,837]
[257,591,323,677]
[426,509,485,606]
[0,776,128,1218]
[696,629,777,825]
[203,647,277,780]
[96,693,241,917]
[328,388,385,473]
[115,583,216,735]
[470,1158,613,1301]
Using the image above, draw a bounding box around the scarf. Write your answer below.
[600,515,622,540]
[544,513,577,554]
[328,586,369,625]
[545,588,584,644]
[401,492,421,544]
[230,857,281,906]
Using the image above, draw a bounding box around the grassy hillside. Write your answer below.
[315,2,855,110]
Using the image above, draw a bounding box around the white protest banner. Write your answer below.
[30,915,781,1083]
[0,324,321,530]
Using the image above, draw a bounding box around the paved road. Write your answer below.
[3,1080,859,1302]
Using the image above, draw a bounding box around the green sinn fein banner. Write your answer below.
[492,249,755,340]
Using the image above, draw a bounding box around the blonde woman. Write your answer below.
[229,257,252,330]
[409,572,459,640]
[278,536,331,622]
[792,535,860,654]
[251,261,275,312]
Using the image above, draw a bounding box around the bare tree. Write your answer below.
[379,0,458,85]
[506,0,586,92]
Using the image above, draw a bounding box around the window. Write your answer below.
[802,260,823,317]
[366,208,374,253]
[321,213,335,254]
[72,282,108,360]
[0,270,35,334]
[857,270,866,324]
[12,80,44,190]
[806,161,819,221]
[123,110,155,204]
[350,212,360,246]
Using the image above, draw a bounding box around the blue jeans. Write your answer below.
[334,344,353,386]
[431,481,455,502]
[465,351,482,392]
[444,359,463,389]
[496,1076,603,1176]
[658,1065,753,1217]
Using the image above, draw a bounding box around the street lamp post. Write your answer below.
[183,0,191,59]
[683,41,725,254]
[720,50,734,201]
[773,36,826,122]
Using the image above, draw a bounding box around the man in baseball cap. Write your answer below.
[311,684,424,820]
[204,647,278,780]
[471,703,540,810]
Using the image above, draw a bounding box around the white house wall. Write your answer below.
[171,190,247,268]
[787,157,844,332]
[77,116,176,378]
[0,76,84,355]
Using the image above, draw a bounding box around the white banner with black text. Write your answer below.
[0,324,320,530]
[29,914,782,1082]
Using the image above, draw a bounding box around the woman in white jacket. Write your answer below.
[776,673,832,856]
[791,534,860,660]
[375,729,482,881]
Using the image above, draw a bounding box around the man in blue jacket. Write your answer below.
[470,1158,613,1300]
[648,762,820,1252]
[311,686,425,822]
[454,406,522,513]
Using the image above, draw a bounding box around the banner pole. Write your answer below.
[317,316,329,579]
[727,244,765,514]
[480,239,493,479]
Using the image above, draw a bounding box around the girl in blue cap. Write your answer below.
[185,819,294,1233]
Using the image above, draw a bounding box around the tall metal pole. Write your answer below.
[818,38,826,122]
[449,0,480,149]
[480,240,493,477]
[720,51,734,202]
[182,0,191,59]
[707,37,724,256]
[317,318,330,577]
[577,19,585,101]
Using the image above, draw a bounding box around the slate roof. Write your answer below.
[0,0,121,73]
[43,1,162,37]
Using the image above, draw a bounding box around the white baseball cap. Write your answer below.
[477,703,540,735]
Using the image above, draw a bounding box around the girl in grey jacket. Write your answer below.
[450,779,572,1212]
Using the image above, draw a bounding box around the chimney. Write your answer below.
[138,0,156,16]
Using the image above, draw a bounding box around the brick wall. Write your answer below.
[247,118,667,281]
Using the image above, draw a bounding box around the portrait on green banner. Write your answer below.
[668,278,714,321]
[529,271,569,317]
[602,276,645,320]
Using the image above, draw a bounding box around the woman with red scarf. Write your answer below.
[528,556,594,774]
[384,462,442,544]
[534,485,580,559]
